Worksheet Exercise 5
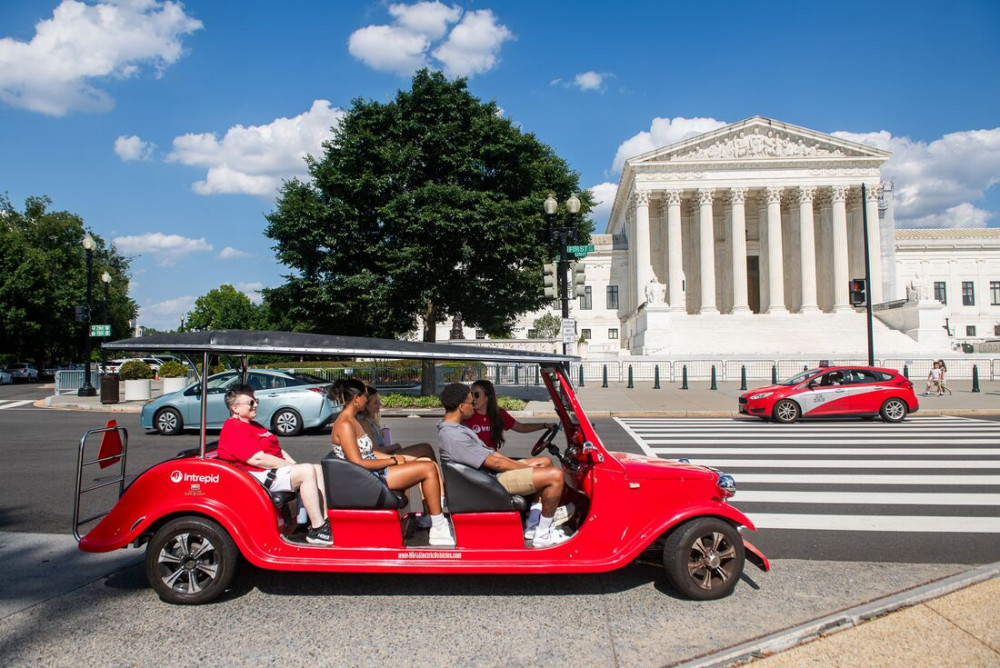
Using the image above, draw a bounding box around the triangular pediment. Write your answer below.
[628,116,891,165]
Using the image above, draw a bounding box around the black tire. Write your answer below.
[272,408,302,437]
[880,397,908,423]
[154,407,183,436]
[663,518,745,600]
[145,516,238,605]
[772,399,800,423]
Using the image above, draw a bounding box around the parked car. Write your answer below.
[141,368,335,437]
[0,369,11,385]
[76,330,768,606]
[5,363,39,382]
[103,357,163,375]
[739,365,919,423]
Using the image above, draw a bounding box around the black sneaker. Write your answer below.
[306,520,332,546]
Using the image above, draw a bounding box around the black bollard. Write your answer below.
[514,365,519,385]
[681,364,688,390]
[627,364,634,389]
[740,365,747,391]
[534,365,540,386]
[602,364,608,388]
[803,364,808,372]
[495,364,501,385]
[653,365,660,389]
[972,364,981,393]
[771,364,777,384]
[579,364,585,387]
[710,365,718,390]
[903,364,909,379]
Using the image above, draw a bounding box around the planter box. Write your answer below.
[123,379,151,401]
[161,377,188,394]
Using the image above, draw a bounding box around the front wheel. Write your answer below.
[272,408,303,437]
[663,518,745,600]
[880,398,908,423]
[772,399,800,423]
[155,407,183,435]
[145,517,238,605]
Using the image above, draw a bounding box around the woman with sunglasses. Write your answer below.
[464,379,556,452]
[330,378,455,546]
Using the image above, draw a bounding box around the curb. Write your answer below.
[675,560,1000,668]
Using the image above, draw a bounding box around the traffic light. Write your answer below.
[571,261,586,297]
[542,262,558,299]
[75,304,89,322]
[849,278,867,306]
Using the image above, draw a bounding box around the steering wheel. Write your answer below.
[531,423,563,457]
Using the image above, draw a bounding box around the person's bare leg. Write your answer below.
[531,467,564,517]
[385,461,442,515]
[290,465,325,527]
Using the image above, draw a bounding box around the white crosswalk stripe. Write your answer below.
[614,416,1000,534]
[0,400,33,410]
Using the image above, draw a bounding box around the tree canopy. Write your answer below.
[264,70,593,346]
[0,195,136,366]
[182,284,264,331]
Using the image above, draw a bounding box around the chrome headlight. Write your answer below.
[717,473,736,499]
[749,392,773,400]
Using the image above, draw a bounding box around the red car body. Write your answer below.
[739,365,919,423]
[75,331,768,604]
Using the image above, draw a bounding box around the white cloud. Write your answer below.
[573,71,606,91]
[166,99,345,197]
[114,232,212,267]
[219,246,251,259]
[139,294,196,330]
[612,116,728,172]
[348,3,512,79]
[0,0,202,116]
[833,127,1000,228]
[588,182,618,228]
[114,134,154,161]
[237,281,264,304]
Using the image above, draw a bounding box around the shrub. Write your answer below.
[158,361,187,378]
[378,394,526,411]
[118,360,152,380]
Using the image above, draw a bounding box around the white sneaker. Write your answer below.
[525,503,575,539]
[428,522,456,547]
[532,527,571,548]
[412,514,433,529]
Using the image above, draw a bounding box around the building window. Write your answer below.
[527,329,537,339]
[581,328,591,340]
[475,329,486,340]
[966,325,976,337]
[991,281,1000,305]
[606,285,619,310]
[934,282,946,304]
[608,328,619,340]
[579,286,592,310]
[962,281,975,306]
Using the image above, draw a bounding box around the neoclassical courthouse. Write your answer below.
[437,117,1000,358]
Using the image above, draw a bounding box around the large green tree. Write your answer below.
[265,70,592,391]
[0,194,136,367]
[183,284,264,331]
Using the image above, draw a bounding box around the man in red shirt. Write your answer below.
[217,384,332,545]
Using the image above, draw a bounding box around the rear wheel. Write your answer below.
[663,518,745,600]
[145,517,238,605]
[880,398,908,423]
[772,399,800,423]
[272,408,303,437]
[154,407,183,435]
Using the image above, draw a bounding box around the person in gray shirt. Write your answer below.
[437,383,571,548]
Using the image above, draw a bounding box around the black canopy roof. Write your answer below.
[103,330,576,365]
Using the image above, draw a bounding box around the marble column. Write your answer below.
[698,188,718,314]
[797,186,819,313]
[665,189,684,311]
[831,185,851,311]
[729,187,750,313]
[765,186,787,313]
[634,190,652,301]
[865,183,883,304]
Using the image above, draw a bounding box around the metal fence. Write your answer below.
[55,369,101,394]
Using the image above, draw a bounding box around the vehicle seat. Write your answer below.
[442,460,527,514]
[321,452,407,510]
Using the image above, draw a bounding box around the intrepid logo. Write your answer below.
[169,471,220,484]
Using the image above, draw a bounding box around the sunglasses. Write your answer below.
[239,399,259,408]
[472,392,483,399]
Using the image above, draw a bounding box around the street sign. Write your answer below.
[561,318,577,344]
[567,244,594,257]
[90,324,111,337]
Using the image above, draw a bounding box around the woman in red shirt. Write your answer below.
[463,379,556,451]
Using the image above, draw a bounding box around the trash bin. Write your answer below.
[100,374,120,404]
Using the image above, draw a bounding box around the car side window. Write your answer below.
[851,370,878,384]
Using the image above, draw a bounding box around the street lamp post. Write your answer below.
[100,271,111,377]
[78,235,97,396]
[543,193,581,354]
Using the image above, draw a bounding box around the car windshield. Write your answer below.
[778,369,821,386]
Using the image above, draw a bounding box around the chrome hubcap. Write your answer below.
[688,531,736,590]
[157,532,219,594]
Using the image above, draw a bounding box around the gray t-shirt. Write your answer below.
[438,420,491,469]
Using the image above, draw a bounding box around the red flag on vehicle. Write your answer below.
[97,418,123,469]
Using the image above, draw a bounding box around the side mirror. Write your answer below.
[807,380,818,390]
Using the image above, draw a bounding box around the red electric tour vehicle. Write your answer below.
[74,331,768,605]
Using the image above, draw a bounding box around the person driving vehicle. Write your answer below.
[437,382,571,548]
[822,371,844,386]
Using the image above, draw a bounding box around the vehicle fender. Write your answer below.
[79,459,280,555]
[622,500,760,564]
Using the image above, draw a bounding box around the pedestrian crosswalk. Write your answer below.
[614,416,1000,534]
[0,400,34,410]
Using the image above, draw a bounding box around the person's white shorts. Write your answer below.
[249,465,293,493]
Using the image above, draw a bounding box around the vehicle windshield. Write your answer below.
[543,367,580,426]
[778,369,821,386]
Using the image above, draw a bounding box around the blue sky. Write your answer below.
[1,0,998,329]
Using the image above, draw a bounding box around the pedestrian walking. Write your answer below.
[937,359,953,396]
[924,361,942,396]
